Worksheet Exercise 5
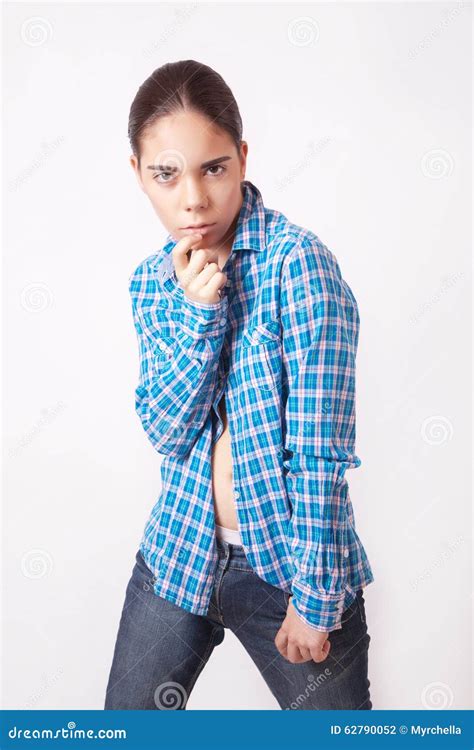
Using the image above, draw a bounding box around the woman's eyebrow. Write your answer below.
[146,155,232,172]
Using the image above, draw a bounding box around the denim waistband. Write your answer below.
[215,535,248,560]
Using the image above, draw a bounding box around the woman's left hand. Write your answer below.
[274,597,331,664]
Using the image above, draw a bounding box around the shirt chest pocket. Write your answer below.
[154,335,175,363]
[240,322,282,394]
[140,310,177,365]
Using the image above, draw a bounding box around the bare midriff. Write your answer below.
[211,392,239,530]
[204,244,239,530]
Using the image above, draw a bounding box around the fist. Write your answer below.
[274,596,332,664]
[172,234,227,305]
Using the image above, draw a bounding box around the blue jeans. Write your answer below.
[104,538,372,710]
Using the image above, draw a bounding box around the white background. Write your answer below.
[3,1,472,710]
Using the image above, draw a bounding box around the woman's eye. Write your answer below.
[207,165,226,176]
[152,165,226,183]
[153,172,174,183]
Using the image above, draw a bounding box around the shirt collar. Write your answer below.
[154,179,266,280]
[228,178,267,253]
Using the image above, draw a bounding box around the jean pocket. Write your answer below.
[340,593,360,626]
[134,549,157,592]
[356,589,367,626]
[281,589,291,610]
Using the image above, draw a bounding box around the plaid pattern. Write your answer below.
[129,180,374,632]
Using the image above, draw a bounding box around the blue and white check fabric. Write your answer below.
[128,179,374,632]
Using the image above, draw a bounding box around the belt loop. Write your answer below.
[356,589,367,625]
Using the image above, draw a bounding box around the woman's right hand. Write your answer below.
[172,234,227,306]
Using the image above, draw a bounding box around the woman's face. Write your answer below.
[130,109,248,254]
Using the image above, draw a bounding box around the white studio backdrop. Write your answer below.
[3,2,471,710]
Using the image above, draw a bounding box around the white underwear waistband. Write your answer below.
[215,524,242,545]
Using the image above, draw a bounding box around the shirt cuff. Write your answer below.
[179,292,229,338]
[290,575,347,632]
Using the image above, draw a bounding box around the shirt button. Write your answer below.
[234,491,240,499]
[219,319,226,327]
[343,548,349,558]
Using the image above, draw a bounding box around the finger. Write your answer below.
[199,269,227,298]
[183,263,227,303]
[180,259,214,290]
[274,629,288,658]
[186,247,219,278]
[172,234,203,275]
[288,643,306,664]
[186,261,223,288]
[310,639,330,663]
[297,645,312,662]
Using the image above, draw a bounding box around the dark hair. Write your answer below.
[128,60,243,168]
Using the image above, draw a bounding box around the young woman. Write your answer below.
[104,59,375,711]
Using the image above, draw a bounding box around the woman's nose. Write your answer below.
[182,180,208,211]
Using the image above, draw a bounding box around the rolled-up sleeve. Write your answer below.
[280,237,361,632]
[130,261,228,458]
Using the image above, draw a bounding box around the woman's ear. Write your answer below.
[129,154,147,194]
[239,141,248,180]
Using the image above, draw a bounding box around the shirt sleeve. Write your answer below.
[280,237,361,632]
[129,261,228,458]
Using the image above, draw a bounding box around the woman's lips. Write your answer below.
[180,224,215,235]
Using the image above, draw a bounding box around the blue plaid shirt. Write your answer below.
[129,179,374,632]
